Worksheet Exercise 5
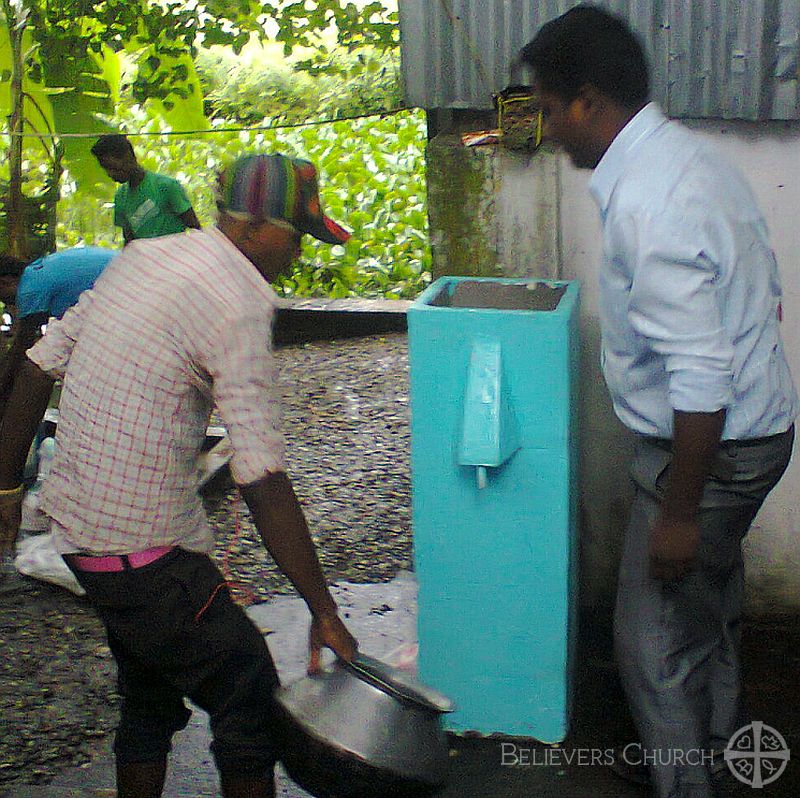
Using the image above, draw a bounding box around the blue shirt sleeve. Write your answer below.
[15,258,51,318]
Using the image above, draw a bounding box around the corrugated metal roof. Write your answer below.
[398,0,800,120]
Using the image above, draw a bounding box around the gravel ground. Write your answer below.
[0,333,413,790]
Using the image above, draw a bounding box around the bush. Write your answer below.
[56,106,431,299]
[195,45,322,125]
[310,47,405,119]
[195,42,403,126]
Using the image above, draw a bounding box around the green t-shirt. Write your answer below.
[113,170,193,240]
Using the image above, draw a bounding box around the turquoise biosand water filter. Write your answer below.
[408,277,580,741]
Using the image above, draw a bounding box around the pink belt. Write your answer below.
[65,545,175,573]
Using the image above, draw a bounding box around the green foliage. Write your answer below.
[269,1,398,55]
[56,107,431,299]
[195,45,319,124]
[0,0,260,191]
[21,0,267,102]
[2,0,398,132]
[2,0,426,299]
[196,42,403,124]
[0,0,267,255]
[308,46,404,119]
[1,1,398,221]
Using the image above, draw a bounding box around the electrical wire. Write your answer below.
[0,106,417,140]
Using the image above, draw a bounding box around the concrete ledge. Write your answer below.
[273,297,410,346]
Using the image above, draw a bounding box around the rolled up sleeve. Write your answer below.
[205,306,286,485]
[627,217,734,413]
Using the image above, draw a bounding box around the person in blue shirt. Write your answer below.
[0,247,116,418]
[520,7,797,798]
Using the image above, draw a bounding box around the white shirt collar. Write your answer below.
[589,102,668,212]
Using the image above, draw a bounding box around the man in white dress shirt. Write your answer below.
[520,6,797,798]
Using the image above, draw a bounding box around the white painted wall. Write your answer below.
[555,120,800,612]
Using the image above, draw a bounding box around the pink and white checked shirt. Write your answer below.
[29,228,286,555]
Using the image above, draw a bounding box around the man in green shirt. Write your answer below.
[91,134,201,243]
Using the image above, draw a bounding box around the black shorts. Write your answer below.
[66,548,280,779]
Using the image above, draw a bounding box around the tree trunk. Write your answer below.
[2,0,29,259]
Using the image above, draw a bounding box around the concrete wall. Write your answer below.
[557,119,800,613]
[426,136,560,281]
[426,122,800,612]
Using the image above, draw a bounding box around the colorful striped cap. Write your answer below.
[216,153,351,245]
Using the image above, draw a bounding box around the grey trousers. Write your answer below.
[614,427,794,798]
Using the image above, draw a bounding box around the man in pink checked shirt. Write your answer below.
[0,153,356,798]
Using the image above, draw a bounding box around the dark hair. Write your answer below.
[90,134,135,160]
[0,254,28,278]
[520,4,649,108]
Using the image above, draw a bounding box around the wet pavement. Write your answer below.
[3,572,799,798]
